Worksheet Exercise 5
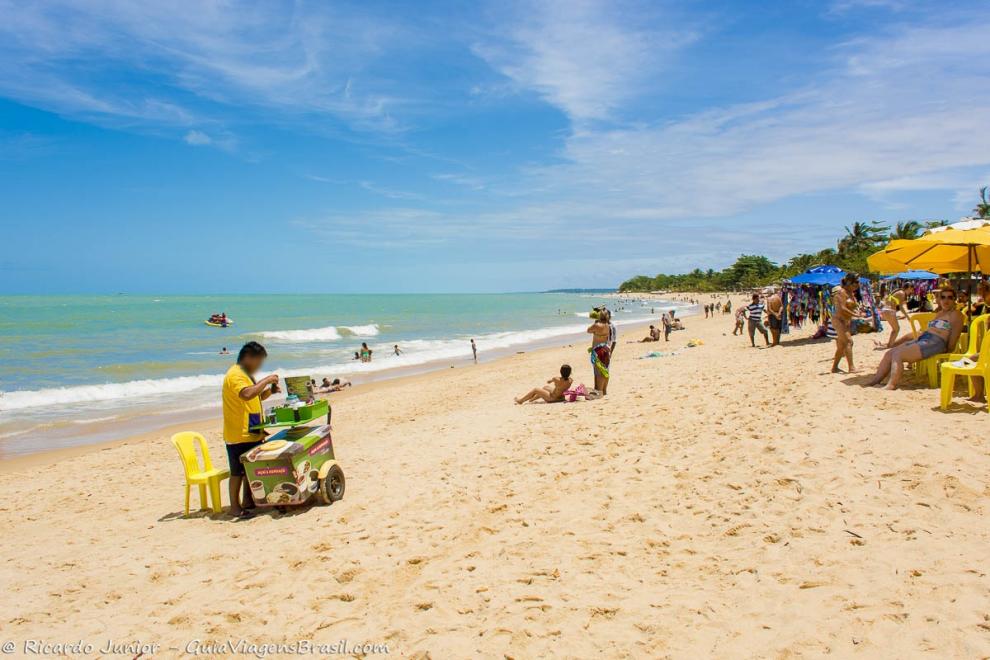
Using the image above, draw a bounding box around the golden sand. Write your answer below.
[1,302,988,657]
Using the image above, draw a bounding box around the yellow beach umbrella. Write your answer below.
[867,243,914,274]
[868,222,990,275]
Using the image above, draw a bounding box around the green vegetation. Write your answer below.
[619,186,990,293]
[618,219,949,293]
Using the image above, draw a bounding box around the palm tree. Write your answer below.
[890,220,923,240]
[924,219,949,230]
[975,186,990,219]
[839,221,888,255]
[786,253,818,272]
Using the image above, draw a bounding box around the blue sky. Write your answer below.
[1,0,989,293]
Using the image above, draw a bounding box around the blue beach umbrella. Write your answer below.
[789,265,846,286]
[880,270,938,280]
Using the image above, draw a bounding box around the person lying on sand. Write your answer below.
[864,286,963,390]
[515,364,572,404]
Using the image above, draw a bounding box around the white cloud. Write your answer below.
[497,17,990,227]
[306,11,990,269]
[828,0,907,15]
[473,0,697,123]
[0,0,409,135]
[182,130,212,146]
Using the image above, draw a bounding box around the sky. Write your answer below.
[1,0,989,294]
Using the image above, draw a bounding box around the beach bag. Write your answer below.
[563,384,588,402]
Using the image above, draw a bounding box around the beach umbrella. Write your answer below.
[868,219,990,313]
[868,218,990,275]
[879,270,938,280]
[789,264,845,286]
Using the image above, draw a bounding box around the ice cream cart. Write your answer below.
[243,383,345,509]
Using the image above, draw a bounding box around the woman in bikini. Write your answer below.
[877,282,912,348]
[865,286,964,390]
[515,364,573,404]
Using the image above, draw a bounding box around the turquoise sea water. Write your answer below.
[0,293,685,456]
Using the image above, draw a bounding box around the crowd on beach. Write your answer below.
[731,275,987,395]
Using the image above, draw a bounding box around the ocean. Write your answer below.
[0,293,688,457]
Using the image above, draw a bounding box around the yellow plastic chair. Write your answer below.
[929,314,989,391]
[940,332,990,411]
[170,432,230,515]
[907,312,935,338]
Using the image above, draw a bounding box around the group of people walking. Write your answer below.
[734,291,784,348]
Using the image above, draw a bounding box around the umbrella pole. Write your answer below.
[968,246,973,317]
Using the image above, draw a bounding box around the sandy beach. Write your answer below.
[2,302,988,657]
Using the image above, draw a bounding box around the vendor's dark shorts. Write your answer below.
[769,316,782,330]
[226,440,264,477]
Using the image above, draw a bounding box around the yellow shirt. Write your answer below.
[222,364,263,444]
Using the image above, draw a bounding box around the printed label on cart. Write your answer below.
[254,466,290,477]
[308,438,330,456]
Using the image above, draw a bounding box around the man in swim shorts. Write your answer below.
[745,294,770,347]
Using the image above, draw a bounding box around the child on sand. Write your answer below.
[515,365,573,404]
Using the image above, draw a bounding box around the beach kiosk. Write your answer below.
[242,377,344,509]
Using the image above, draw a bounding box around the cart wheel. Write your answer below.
[318,465,345,504]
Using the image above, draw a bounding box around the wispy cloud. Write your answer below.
[431,172,487,190]
[182,130,212,146]
[497,15,990,229]
[358,180,424,201]
[0,0,412,142]
[828,0,907,15]
[315,8,990,268]
[473,0,698,124]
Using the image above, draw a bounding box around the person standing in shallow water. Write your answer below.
[471,339,477,363]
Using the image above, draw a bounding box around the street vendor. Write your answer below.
[222,341,280,519]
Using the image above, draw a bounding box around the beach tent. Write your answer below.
[880,270,938,280]
[789,265,845,286]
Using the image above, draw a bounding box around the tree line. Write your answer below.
[618,189,990,293]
